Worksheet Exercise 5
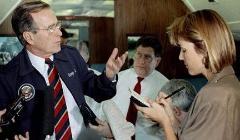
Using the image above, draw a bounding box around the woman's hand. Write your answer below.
[135,99,171,126]
[136,99,177,140]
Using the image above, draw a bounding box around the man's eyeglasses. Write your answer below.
[134,52,154,63]
[32,22,61,33]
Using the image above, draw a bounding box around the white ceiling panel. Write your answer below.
[0,0,22,25]
[182,0,240,32]
[42,0,114,17]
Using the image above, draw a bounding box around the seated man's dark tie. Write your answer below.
[126,77,144,125]
[45,58,72,140]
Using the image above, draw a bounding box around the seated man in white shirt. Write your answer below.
[112,36,169,140]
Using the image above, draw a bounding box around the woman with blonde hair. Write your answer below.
[137,9,240,140]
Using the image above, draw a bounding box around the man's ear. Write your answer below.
[173,106,181,117]
[154,57,161,68]
[23,31,34,45]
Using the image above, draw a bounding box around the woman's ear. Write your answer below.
[23,31,34,45]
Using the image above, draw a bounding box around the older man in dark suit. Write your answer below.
[0,1,127,140]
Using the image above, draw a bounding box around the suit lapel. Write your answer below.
[54,50,85,107]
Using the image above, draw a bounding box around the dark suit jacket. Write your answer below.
[0,46,116,139]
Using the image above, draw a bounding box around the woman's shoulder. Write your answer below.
[197,78,240,107]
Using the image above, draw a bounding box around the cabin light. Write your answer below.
[208,0,218,2]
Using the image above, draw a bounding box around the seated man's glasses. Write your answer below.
[32,21,61,33]
[134,52,154,63]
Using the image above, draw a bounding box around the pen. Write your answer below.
[164,87,185,99]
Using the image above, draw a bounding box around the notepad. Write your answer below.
[129,88,150,107]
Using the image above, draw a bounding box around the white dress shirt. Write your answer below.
[84,68,135,140]
[27,51,83,140]
[112,68,168,140]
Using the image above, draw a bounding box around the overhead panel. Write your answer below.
[42,0,114,17]
[182,0,240,32]
[0,0,22,25]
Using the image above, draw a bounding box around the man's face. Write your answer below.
[133,46,160,78]
[25,8,62,58]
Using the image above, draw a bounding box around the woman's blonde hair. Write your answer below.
[168,9,236,73]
